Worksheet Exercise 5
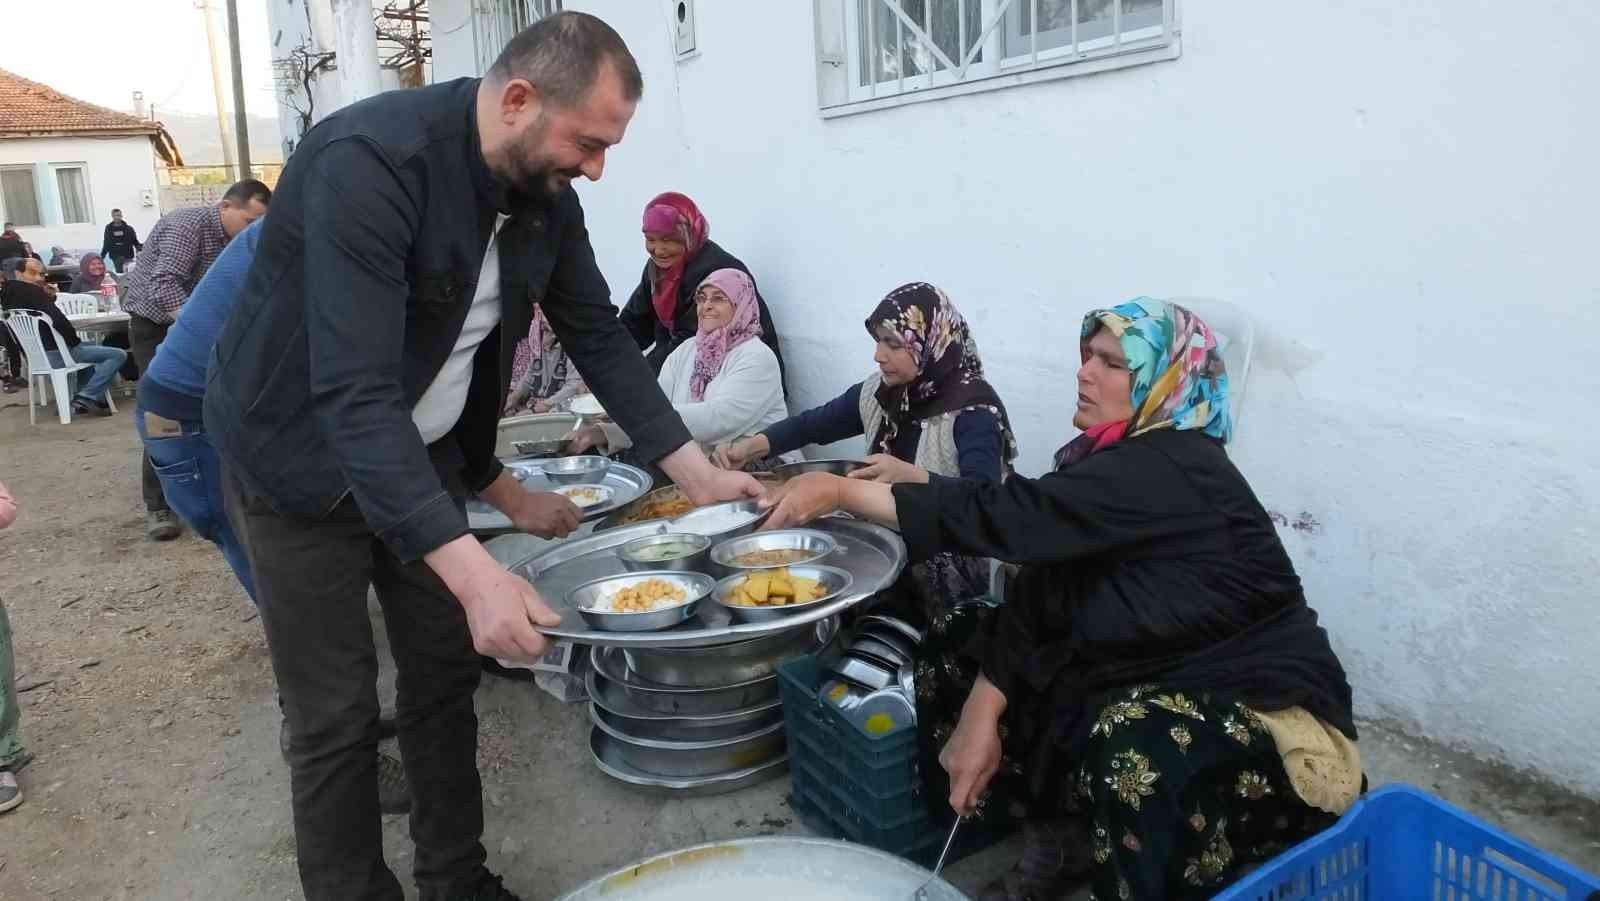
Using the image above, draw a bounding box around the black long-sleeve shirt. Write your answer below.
[892,429,1355,786]
[102,221,142,259]
[1,280,79,352]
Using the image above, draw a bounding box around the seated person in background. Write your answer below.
[763,299,1361,901]
[715,282,1016,625]
[69,253,111,295]
[1,257,127,417]
[48,246,76,267]
[567,269,795,469]
[0,225,32,263]
[618,192,786,384]
[503,305,585,416]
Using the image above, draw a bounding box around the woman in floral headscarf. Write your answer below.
[619,192,787,385]
[503,306,585,415]
[569,269,795,469]
[761,299,1360,901]
[715,282,1018,624]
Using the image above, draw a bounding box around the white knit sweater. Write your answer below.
[601,338,794,456]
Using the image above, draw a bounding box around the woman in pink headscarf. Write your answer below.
[569,268,795,469]
[619,192,787,388]
[503,306,585,416]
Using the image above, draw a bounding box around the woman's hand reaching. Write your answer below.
[849,453,929,485]
[759,472,844,530]
[939,675,1008,816]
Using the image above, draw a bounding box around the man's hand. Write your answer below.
[479,469,579,538]
[939,675,1008,816]
[760,472,844,530]
[508,491,581,538]
[660,442,763,506]
[425,535,562,663]
[713,435,770,471]
[849,453,930,485]
[563,424,606,456]
[532,399,553,414]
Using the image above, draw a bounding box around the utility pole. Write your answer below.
[200,0,238,176]
[225,0,252,180]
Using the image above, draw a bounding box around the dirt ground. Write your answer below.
[1,394,1596,900]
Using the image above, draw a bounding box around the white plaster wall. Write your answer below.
[0,135,160,254]
[434,0,1600,795]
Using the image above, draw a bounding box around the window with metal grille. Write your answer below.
[816,0,1180,116]
[473,0,562,75]
[54,166,92,224]
[0,167,42,228]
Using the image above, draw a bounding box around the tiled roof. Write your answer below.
[0,68,182,165]
[0,67,161,137]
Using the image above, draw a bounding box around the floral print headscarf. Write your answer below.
[864,282,1017,464]
[1055,298,1231,469]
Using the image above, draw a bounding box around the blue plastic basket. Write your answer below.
[1217,784,1600,900]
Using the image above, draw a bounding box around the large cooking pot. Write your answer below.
[555,837,967,901]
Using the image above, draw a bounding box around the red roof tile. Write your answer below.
[0,68,182,164]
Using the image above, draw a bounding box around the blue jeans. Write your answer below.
[48,343,127,404]
[135,408,258,601]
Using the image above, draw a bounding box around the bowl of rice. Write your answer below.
[567,571,715,632]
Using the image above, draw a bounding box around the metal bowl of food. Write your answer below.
[616,532,713,573]
[709,529,838,575]
[669,499,770,543]
[539,455,611,485]
[551,484,615,511]
[713,564,853,624]
[567,571,715,632]
[773,458,868,480]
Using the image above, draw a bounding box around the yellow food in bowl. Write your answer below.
[726,567,828,607]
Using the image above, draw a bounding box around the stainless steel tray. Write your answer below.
[514,516,906,648]
[591,646,778,715]
[590,709,787,777]
[622,617,837,687]
[467,460,652,534]
[588,728,790,798]
[494,411,581,458]
[588,669,783,742]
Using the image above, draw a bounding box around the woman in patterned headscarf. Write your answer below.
[714,282,1018,625]
[503,306,585,416]
[763,299,1359,901]
[619,192,787,386]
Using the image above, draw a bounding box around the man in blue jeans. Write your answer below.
[0,258,127,417]
[135,218,411,812]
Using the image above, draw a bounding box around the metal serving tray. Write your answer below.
[510,516,906,648]
[588,728,790,798]
[466,460,652,534]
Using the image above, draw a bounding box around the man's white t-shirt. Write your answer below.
[411,214,508,444]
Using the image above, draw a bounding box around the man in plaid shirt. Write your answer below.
[122,179,270,540]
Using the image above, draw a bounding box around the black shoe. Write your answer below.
[376,751,411,816]
[978,817,1094,901]
[449,873,523,901]
[146,509,182,541]
[71,398,112,418]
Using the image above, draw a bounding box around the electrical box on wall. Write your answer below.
[673,0,697,57]
[139,189,155,208]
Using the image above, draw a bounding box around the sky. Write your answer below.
[6,0,280,119]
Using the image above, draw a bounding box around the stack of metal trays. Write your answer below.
[585,618,837,795]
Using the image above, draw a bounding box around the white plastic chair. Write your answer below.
[53,293,99,316]
[2,309,116,425]
[1168,297,1255,435]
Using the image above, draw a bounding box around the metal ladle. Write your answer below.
[910,816,962,901]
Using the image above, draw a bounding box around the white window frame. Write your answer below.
[814,0,1181,118]
[51,163,94,225]
[472,0,562,76]
[0,165,43,228]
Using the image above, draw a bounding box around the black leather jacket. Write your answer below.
[204,78,691,562]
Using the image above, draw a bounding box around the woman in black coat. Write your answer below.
[619,192,785,385]
[762,299,1360,901]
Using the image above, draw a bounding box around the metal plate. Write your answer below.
[591,646,778,715]
[495,411,580,458]
[622,617,838,687]
[587,728,790,799]
[556,835,967,901]
[771,458,868,479]
[593,474,787,532]
[467,460,652,534]
[516,517,906,648]
[588,667,783,738]
[590,709,787,777]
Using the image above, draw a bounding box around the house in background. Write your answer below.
[0,67,181,256]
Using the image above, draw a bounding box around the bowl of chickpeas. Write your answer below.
[568,571,716,632]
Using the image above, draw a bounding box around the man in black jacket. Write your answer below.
[100,209,142,272]
[205,12,758,901]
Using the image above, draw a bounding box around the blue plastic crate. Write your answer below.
[778,656,919,770]
[1217,784,1600,900]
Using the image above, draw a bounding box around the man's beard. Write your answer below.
[490,117,583,200]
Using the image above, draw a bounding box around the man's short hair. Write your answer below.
[490,11,642,108]
[3,222,12,229]
[222,179,272,207]
[111,208,122,215]
[6,257,31,276]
